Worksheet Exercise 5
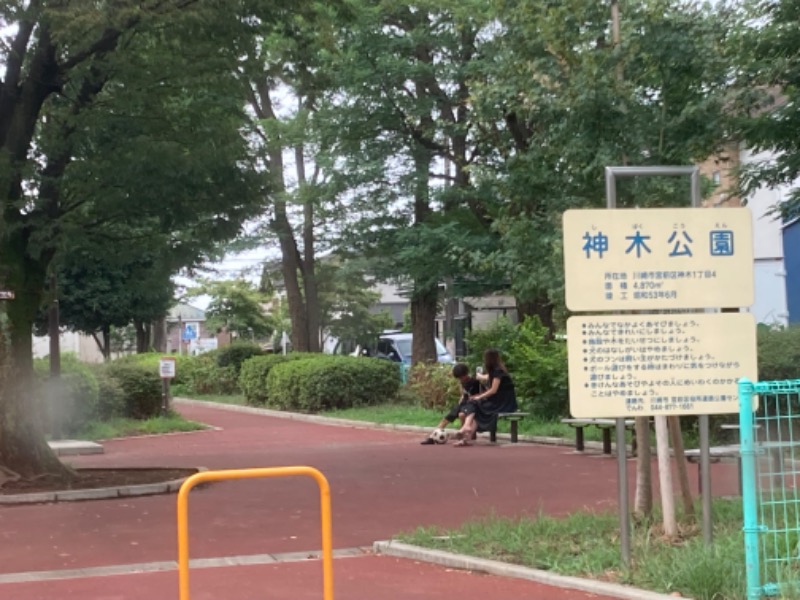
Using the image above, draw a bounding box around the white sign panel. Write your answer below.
[159,357,177,379]
[567,313,757,417]
[562,207,754,311]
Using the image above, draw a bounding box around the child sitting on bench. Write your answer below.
[420,363,481,445]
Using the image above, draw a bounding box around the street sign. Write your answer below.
[562,207,754,311]
[159,357,177,379]
[182,323,198,341]
[0,291,14,300]
[566,312,757,417]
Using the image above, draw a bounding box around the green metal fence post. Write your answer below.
[740,378,762,600]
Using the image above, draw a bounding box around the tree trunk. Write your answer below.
[408,121,437,365]
[151,318,167,353]
[297,140,320,353]
[655,415,677,537]
[411,285,439,365]
[249,83,310,352]
[102,325,112,360]
[668,415,694,518]
[634,416,653,518]
[0,267,71,480]
[134,320,148,353]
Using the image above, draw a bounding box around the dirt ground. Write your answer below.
[0,467,197,494]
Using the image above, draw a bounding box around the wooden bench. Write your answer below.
[489,412,529,443]
[560,418,636,454]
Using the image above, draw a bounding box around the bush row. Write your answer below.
[240,353,400,412]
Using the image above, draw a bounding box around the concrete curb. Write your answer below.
[373,540,689,600]
[173,397,618,452]
[0,467,207,506]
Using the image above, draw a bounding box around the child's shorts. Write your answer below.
[444,401,473,422]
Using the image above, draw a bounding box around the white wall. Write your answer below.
[752,260,788,326]
[740,146,798,326]
[32,331,105,363]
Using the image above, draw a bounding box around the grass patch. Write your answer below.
[400,500,747,600]
[320,404,611,443]
[77,413,207,440]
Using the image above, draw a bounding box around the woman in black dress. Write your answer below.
[454,348,517,446]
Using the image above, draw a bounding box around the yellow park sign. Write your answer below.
[566,313,758,418]
[562,207,754,311]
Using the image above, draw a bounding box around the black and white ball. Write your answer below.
[431,428,448,444]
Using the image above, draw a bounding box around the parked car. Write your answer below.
[372,332,454,364]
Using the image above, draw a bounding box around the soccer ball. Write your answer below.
[431,428,448,444]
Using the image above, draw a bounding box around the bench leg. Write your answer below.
[631,429,637,456]
[510,420,518,443]
[602,428,612,454]
[575,427,585,452]
[490,422,497,443]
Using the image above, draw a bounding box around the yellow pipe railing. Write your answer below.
[176,466,334,600]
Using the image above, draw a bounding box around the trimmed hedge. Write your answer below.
[239,353,311,405]
[105,362,163,419]
[216,343,264,375]
[265,355,400,412]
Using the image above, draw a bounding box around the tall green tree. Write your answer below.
[0,0,276,479]
[236,2,347,353]
[189,279,275,341]
[467,0,736,328]
[319,0,495,363]
[736,0,800,217]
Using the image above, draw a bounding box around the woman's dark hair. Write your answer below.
[483,348,507,374]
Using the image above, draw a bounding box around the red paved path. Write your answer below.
[0,402,739,598]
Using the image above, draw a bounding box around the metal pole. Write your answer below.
[616,418,631,565]
[739,379,762,600]
[605,165,708,555]
[699,414,712,544]
[606,168,630,566]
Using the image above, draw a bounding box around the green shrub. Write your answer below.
[265,355,400,412]
[92,367,126,420]
[239,353,311,405]
[757,325,800,381]
[406,363,460,410]
[105,362,163,419]
[465,316,568,420]
[115,352,200,386]
[186,361,240,395]
[216,343,264,374]
[33,354,100,437]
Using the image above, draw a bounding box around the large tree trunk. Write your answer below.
[151,318,167,353]
[134,320,151,353]
[411,285,439,365]
[409,134,437,364]
[297,140,320,353]
[0,258,71,480]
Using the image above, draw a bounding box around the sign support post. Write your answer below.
[606,166,712,545]
[160,357,177,416]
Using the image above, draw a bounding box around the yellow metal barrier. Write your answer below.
[177,466,334,600]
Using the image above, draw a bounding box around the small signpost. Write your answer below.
[159,357,177,415]
[0,291,15,300]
